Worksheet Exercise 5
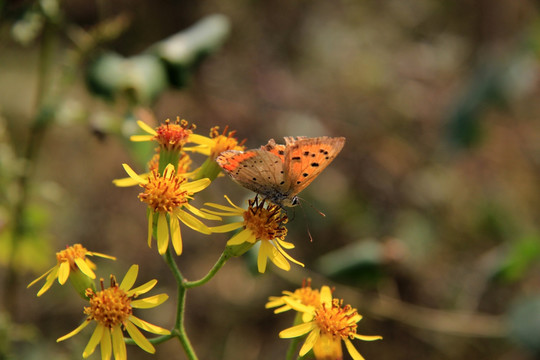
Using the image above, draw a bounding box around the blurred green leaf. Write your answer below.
[315,239,385,286]
[150,14,230,88]
[492,235,540,282]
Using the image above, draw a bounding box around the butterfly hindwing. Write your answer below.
[216,149,286,199]
[283,136,345,196]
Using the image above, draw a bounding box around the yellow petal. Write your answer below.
[262,241,290,272]
[122,163,146,184]
[209,222,244,233]
[83,323,104,358]
[75,257,96,279]
[127,279,157,297]
[100,328,112,360]
[88,251,116,261]
[112,325,126,360]
[36,267,59,296]
[129,315,170,335]
[274,241,304,267]
[188,133,214,146]
[112,176,141,187]
[180,178,211,194]
[201,208,241,217]
[58,261,70,285]
[163,163,175,179]
[299,328,320,357]
[224,195,244,210]
[275,238,295,249]
[279,322,316,338]
[183,144,210,155]
[157,213,170,254]
[257,242,270,273]
[227,229,254,246]
[131,294,169,309]
[202,202,239,212]
[130,135,155,142]
[27,266,55,288]
[184,203,221,221]
[283,297,313,314]
[170,215,182,255]
[119,265,138,291]
[136,120,157,135]
[57,320,91,342]
[176,209,211,235]
[344,338,366,360]
[320,286,332,306]
[125,320,155,354]
[354,334,383,341]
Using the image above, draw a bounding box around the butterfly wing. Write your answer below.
[282,136,345,196]
[216,148,286,199]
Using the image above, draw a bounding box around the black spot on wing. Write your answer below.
[311,162,319,167]
[291,156,301,161]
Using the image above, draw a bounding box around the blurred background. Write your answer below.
[2,0,540,359]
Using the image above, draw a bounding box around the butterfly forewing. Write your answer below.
[282,136,345,196]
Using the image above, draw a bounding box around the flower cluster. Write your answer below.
[113,118,303,273]
[29,115,380,360]
[267,280,382,360]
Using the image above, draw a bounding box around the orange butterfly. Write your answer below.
[216,136,346,207]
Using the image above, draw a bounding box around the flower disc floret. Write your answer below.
[139,168,189,212]
[204,196,304,273]
[154,118,193,151]
[314,299,359,340]
[120,163,217,255]
[28,244,115,296]
[243,201,288,241]
[85,286,132,329]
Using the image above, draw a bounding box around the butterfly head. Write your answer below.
[281,196,300,207]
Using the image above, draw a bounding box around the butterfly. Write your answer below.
[216,136,346,207]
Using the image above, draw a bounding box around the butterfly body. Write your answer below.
[216,136,345,207]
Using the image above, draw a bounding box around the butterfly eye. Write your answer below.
[290,196,300,207]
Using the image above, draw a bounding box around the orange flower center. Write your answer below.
[154,118,193,151]
[243,199,288,241]
[85,285,132,329]
[314,299,359,340]
[56,244,87,270]
[139,169,189,213]
[294,286,321,308]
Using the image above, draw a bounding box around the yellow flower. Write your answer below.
[266,279,320,322]
[279,286,382,360]
[121,163,219,255]
[203,196,304,273]
[57,265,170,360]
[113,153,193,187]
[27,244,115,297]
[186,125,245,159]
[130,118,210,152]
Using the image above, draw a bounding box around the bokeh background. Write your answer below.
[2,0,540,359]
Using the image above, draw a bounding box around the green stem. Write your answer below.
[285,337,301,360]
[184,252,230,288]
[4,19,58,314]
[163,248,198,360]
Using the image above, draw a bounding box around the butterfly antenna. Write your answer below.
[297,201,314,242]
[298,196,326,217]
